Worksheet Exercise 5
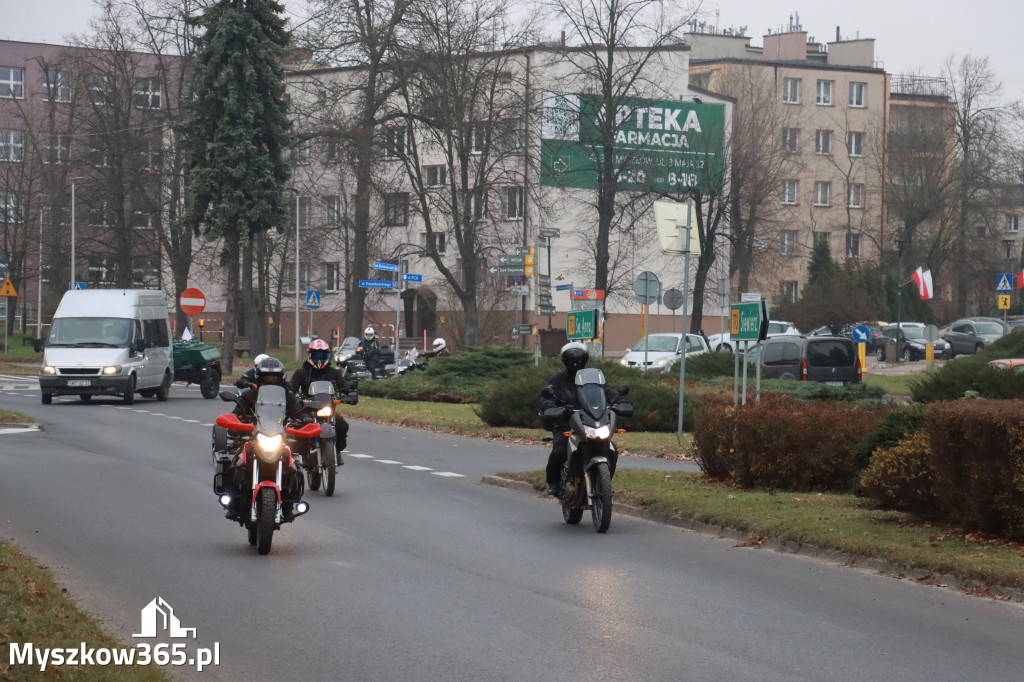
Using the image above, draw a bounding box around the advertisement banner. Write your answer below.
[540,92,725,193]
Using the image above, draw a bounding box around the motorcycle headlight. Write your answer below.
[316,405,334,418]
[584,424,612,440]
[255,433,283,461]
[102,365,121,375]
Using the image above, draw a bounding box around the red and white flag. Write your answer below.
[911,266,933,300]
[1016,270,1024,289]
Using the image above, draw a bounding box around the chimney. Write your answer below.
[836,26,841,42]
[561,30,565,46]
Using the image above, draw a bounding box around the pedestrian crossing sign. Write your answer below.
[996,273,1013,292]
[0,277,17,297]
[306,289,321,309]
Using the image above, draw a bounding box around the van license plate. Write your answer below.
[66,379,92,387]
[824,381,843,387]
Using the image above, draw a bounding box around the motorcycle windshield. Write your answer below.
[255,385,287,437]
[308,380,334,396]
[574,368,608,420]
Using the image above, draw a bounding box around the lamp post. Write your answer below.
[1003,238,1015,323]
[36,194,44,338]
[288,188,300,362]
[70,176,84,288]
[895,235,906,360]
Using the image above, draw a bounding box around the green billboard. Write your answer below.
[540,92,725,193]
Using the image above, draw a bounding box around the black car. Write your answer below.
[875,324,951,361]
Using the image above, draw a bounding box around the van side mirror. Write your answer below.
[32,338,44,352]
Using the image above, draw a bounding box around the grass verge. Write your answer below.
[500,469,1024,594]
[0,409,31,424]
[0,542,174,681]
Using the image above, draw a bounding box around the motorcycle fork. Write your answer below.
[250,461,283,523]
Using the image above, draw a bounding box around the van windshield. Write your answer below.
[47,317,131,347]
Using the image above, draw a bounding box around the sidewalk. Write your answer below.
[863,356,943,376]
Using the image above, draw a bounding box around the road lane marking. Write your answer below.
[0,426,41,434]
[432,472,465,478]
[403,465,433,471]
[348,453,374,459]
[375,459,403,465]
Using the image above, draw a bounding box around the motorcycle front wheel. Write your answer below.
[321,440,337,497]
[590,462,613,533]
[255,487,276,555]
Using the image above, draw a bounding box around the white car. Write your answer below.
[706,322,800,353]
[619,333,709,372]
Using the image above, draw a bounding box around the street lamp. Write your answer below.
[895,235,906,359]
[70,177,85,288]
[287,187,300,362]
[34,193,46,339]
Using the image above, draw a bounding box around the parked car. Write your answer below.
[944,317,1007,356]
[705,321,800,353]
[876,323,951,361]
[809,322,887,353]
[619,333,709,372]
[758,335,861,386]
[988,358,1024,372]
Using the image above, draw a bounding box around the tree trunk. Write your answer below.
[220,233,241,376]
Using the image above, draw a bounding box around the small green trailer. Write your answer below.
[173,340,222,398]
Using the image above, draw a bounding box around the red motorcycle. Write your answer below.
[212,385,321,554]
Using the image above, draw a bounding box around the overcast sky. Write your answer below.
[3,0,1021,99]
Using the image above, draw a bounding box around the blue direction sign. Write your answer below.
[996,273,1013,292]
[852,325,870,344]
[359,280,396,289]
[402,273,422,282]
[373,261,399,272]
[306,290,321,309]
[555,283,572,291]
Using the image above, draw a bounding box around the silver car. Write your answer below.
[944,318,1006,357]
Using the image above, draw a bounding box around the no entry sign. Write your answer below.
[180,287,206,316]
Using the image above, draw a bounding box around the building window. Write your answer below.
[89,200,111,228]
[44,69,71,102]
[471,187,487,220]
[782,281,798,303]
[780,230,797,256]
[425,164,446,187]
[325,262,341,291]
[424,231,446,254]
[0,191,20,223]
[88,73,110,105]
[845,232,861,258]
[292,139,312,165]
[131,255,160,288]
[470,124,489,154]
[0,129,24,162]
[781,180,798,205]
[296,196,311,228]
[284,262,312,292]
[847,131,863,157]
[849,82,866,108]
[813,231,830,248]
[1008,214,1020,233]
[87,254,118,283]
[815,129,831,155]
[0,67,24,99]
[782,77,800,104]
[88,145,109,168]
[813,181,831,206]
[132,192,157,229]
[384,192,409,226]
[848,183,864,209]
[505,186,523,220]
[781,127,799,153]
[816,80,833,106]
[500,118,525,152]
[383,126,408,160]
[325,136,342,163]
[325,195,342,225]
[133,77,161,109]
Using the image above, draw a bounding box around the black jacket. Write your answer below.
[357,338,380,357]
[539,370,621,431]
[289,362,352,396]
[235,367,259,390]
[233,383,306,422]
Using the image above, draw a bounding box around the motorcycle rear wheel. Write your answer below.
[255,488,276,555]
[590,462,613,533]
[321,441,337,497]
[307,468,321,491]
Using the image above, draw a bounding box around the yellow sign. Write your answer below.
[0,277,17,297]
[525,254,535,265]
[730,308,740,335]
[525,265,535,276]
[998,294,1011,310]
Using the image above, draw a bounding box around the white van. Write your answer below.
[38,289,173,405]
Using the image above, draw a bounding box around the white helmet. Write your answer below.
[253,353,269,366]
[432,338,446,353]
[363,326,375,341]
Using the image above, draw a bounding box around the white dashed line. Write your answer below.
[183,419,201,423]
[348,453,374,459]
[375,459,403,465]
[403,465,434,471]
[432,472,465,478]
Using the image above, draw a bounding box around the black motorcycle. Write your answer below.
[541,369,633,533]
[212,385,320,554]
[301,379,358,496]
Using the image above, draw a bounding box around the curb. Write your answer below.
[480,475,1024,604]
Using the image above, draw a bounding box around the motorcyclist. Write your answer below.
[421,337,451,359]
[357,326,382,377]
[539,342,621,497]
[234,353,270,390]
[290,339,354,463]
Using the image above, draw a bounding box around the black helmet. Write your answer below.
[560,342,589,375]
[255,356,286,385]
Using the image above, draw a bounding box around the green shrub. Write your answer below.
[976,331,1024,360]
[909,357,1024,403]
[757,379,886,403]
[926,400,1024,541]
[852,402,924,470]
[859,432,936,514]
[692,396,888,491]
[681,351,740,381]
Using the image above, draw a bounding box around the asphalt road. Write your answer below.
[1,378,1022,681]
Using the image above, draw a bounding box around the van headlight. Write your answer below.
[42,366,56,375]
[102,365,121,375]
[584,424,612,440]
[316,405,334,418]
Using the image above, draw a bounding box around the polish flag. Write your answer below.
[1016,270,1024,289]
[911,267,933,301]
